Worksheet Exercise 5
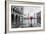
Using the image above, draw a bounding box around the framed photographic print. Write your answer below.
[5,0,45,34]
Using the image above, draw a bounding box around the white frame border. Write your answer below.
[9,4,44,31]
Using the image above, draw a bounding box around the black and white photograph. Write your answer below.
[9,4,44,31]
[11,6,41,28]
